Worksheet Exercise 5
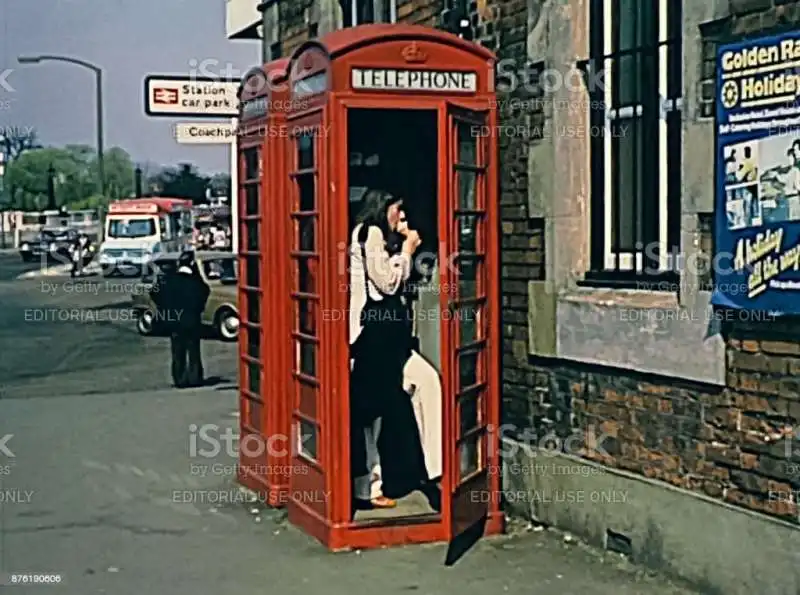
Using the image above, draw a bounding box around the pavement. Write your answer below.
[0,254,703,594]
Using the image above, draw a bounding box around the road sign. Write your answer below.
[144,75,239,117]
[174,122,236,144]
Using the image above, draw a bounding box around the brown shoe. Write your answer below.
[370,496,397,508]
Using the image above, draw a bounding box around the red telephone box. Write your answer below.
[236,58,293,507]
[240,23,503,551]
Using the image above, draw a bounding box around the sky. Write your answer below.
[0,0,260,174]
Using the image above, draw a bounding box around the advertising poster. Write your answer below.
[713,31,800,314]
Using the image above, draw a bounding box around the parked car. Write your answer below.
[19,228,78,263]
[131,251,239,341]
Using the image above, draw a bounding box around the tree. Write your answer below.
[3,144,135,210]
[88,147,134,201]
[0,127,42,161]
[4,147,77,210]
[152,163,209,203]
[209,173,231,199]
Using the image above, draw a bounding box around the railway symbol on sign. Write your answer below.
[153,88,179,105]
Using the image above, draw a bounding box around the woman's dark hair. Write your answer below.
[356,189,400,237]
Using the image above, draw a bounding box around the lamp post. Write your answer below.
[46,164,56,211]
[134,166,143,198]
[17,54,105,197]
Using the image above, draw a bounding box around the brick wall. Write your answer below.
[722,320,800,521]
[396,0,441,26]
[507,0,800,526]
[277,0,443,56]
[493,1,547,446]
[729,0,800,32]
[268,0,800,527]
[278,0,313,56]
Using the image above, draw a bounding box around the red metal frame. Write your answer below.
[236,59,293,507]
[246,24,503,551]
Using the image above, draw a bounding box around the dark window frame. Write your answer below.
[339,0,395,26]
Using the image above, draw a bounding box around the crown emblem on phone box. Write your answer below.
[401,42,428,64]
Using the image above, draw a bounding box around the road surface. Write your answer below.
[0,257,702,594]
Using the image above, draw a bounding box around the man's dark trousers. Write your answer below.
[171,326,203,388]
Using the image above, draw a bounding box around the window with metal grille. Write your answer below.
[583,0,683,289]
[339,0,396,26]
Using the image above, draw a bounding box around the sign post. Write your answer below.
[712,31,800,315]
[230,117,238,255]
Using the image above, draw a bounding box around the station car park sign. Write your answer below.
[174,122,236,144]
[144,75,239,117]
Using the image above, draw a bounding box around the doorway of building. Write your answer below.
[346,108,442,522]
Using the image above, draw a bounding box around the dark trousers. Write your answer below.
[170,328,203,388]
[71,252,83,277]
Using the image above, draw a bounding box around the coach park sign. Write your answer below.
[144,75,238,144]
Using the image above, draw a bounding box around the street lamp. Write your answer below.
[17,54,105,197]
[46,164,56,211]
[134,167,143,198]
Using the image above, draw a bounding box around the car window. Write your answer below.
[219,258,237,280]
[202,260,221,279]
[201,258,236,281]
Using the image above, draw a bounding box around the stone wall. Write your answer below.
[513,0,800,525]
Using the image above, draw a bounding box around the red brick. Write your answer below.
[602,389,625,402]
[738,373,760,392]
[763,496,798,519]
[725,488,760,509]
[732,393,781,414]
[599,420,619,436]
[767,479,793,494]
[637,383,671,395]
[741,340,760,353]
[760,340,800,356]
[740,453,759,470]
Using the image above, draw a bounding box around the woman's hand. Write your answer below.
[402,230,422,254]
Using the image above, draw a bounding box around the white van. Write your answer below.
[99,197,193,276]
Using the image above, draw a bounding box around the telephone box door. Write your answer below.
[443,104,495,541]
[286,123,328,525]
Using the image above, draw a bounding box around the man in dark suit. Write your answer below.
[151,251,210,388]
